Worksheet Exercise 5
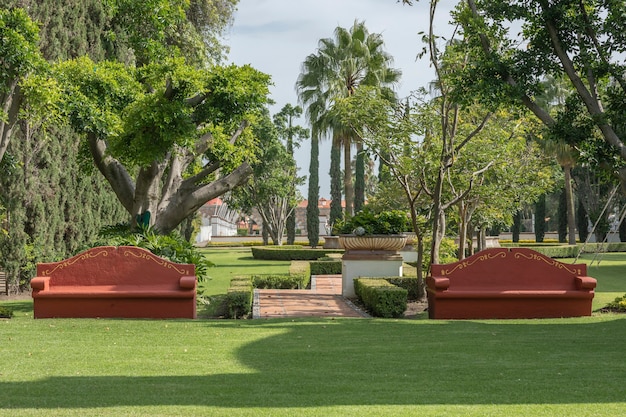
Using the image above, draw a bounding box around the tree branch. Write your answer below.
[86,132,135,213]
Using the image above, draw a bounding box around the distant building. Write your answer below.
[295,198,344,236]
[196,198,240,243]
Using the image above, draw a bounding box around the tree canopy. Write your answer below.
[56,56,270,233]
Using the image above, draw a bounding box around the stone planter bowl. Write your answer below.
[338,234,408,251]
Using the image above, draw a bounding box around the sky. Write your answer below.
[225,0,456,198]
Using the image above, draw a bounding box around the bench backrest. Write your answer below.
[430,248,587,291]
[36,246,195,287]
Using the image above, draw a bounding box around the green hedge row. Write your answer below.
[500,242,626,258]
[251,246,343,261]
[223,261,312,318]
[310,260,342,275]
[251,273,309,290]
[290,261,312,288]
[383,276,421,300]
[207,240,324,248]
[354,278,408,318]
[225,276,253,319]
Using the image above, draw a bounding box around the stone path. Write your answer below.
[253,275,368,319]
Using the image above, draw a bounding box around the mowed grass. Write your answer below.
[1,248,625,416]
[198,247,291,296]
[567,252,626,309]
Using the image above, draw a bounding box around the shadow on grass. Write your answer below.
[1,317,625,409]
[0,300,33,314]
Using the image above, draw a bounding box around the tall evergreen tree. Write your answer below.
[307,134,320,247]
[0,2,131,292]
[535,194,546,243]
[354,147,366,212]
[577,199,589,243]
[557,189,568,243]
[329,144,343,232]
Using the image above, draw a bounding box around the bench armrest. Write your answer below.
[575,276,597,290]
[427,276,450,291]
[31,277,50,291]
[179,276,197,290]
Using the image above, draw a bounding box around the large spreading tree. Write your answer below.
[56,57,270,234]
[447,0,626,192]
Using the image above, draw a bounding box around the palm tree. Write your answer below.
[296,20,401,216]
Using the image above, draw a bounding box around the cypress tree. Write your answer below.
[354,145,365,213]
[307,135,320,247]
[557,189,567,243]
[0,1,127,292]
[329,144,342,231]
[534,194,546,243]
[577,199,589,243]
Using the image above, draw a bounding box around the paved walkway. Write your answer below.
[253,275,368,319]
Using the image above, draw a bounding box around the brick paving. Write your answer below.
[253,275,368,319]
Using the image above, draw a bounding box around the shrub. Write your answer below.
[252,274,303,289]
[335,207,409,235]
[0,306,14,319]
[225,276,253,319]
[384,276,421,300]
[289,261,311,289]
[251,246,342,261]
[354,278,407,318]
[310,259,342,275]
[599,294,626,313]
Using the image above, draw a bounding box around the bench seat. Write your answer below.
[426,248,596,319]
[31,246,197,319]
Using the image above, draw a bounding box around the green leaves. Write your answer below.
[56,56,270,168]
[336,207,410,235]
[0,8,41,88]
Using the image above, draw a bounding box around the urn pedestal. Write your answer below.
[339,235,407,298]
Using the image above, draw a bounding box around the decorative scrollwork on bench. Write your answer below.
[441,250,506,276]
[42,248,111,275]
[123,249,191,275]
[514,252,581,275]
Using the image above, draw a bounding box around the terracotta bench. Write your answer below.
[426,248,596,319]
[31,246,196,319]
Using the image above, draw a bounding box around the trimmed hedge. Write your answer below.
[252,274,302,289]
[384,276,421,300]
[310,259,342,275]
[354,278,408,318]
[251,246,343,261]
[500,242,626,258]
[225,276,253,319]
[290,261,312,289]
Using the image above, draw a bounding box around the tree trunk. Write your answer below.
[458,202,468,260]
[0,81,21,164]
[430,163,447,266]
[564,166,577,245]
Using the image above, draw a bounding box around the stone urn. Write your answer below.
[338,234,408,251]
[323,236,341,249]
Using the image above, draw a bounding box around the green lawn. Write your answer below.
[199,247,291,296]
[567,252,626,309]
[1,249,625,416]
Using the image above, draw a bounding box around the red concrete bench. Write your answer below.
[426,248,596,319]
[31,246,196,319]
